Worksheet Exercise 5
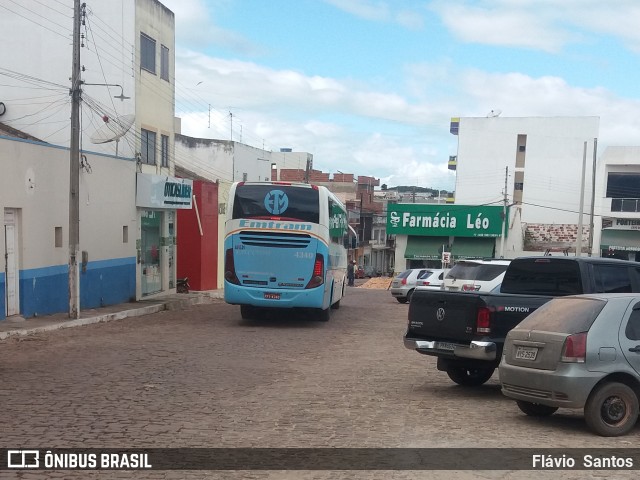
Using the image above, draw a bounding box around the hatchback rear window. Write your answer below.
[418,270,434,279]
[514,297,606,334]
[445,263,480,280]
[397,270,411,279]
[445,263,507,281]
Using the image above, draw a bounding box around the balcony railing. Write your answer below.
[611,198,640,212]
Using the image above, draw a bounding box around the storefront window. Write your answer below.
[141,210,162,295]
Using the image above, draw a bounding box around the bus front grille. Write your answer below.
[238,231,312,248]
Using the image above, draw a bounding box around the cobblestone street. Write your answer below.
[1,287,638,479]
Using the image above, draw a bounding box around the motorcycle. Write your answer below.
[177,277,190,293]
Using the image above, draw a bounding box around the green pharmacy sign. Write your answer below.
[387,204,507,238]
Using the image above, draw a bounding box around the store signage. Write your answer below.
[609,219,640,231]
[136,173,193,209]
[386,204,506,237]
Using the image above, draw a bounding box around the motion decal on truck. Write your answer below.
[497,306,531,313]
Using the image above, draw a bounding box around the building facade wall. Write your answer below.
[0,0,138,158]
[454,116,599,257]
[177,180,218,291]
[1,137,137,320]
[592,146,640,260]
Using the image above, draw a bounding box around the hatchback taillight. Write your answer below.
[561,332,587,363]
[462,283,480,292]
[305,254,324,289]
[476,307,491,334]
[401,278,407,285]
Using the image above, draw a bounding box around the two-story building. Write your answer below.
[1,0,183,320]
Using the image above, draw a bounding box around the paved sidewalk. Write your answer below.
[0,289,224,340]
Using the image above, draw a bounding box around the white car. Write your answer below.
[415,269,445,290]
[390,268,443,303]
[443,259,511,292]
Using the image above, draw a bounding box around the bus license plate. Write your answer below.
[436,342,455,351]
[264,292,281,300]
[515,346,538,361]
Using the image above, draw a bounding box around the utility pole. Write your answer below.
[68,0,83,318]
[576,141,588,257]
[588,138,598,256]
[499,166,508,258]
[229,111,233,141]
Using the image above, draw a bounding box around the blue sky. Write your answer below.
[163,0,640,190]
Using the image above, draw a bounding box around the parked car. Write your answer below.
[499,293,640,437]
[363,265,376,277]
[443,259,511,292]
[390,268,440,303]
[415,269,445,290]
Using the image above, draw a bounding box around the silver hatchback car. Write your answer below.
[390,268,442,303]
[499,293,640,436]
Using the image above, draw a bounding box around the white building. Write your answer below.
[593,147,640,261]
[1,0,183,319]
[391,116,601,269]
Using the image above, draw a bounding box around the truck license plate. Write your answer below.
[264,292,281,300]
[515,346,538,360]
[436,342,455,351]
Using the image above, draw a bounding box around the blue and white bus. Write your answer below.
[224,181,349,321]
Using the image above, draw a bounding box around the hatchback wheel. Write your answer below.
[584,382,639,437]
[516,400,558,417]
[396,297,408,304]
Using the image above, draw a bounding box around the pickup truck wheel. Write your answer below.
[446,366,495,386]
[584,382,639,437]
[516,400,558,417]
[396,297,408,304]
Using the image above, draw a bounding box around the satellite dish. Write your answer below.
[90,114,135,144]
[487,109,502,118]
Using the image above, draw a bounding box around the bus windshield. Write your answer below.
[232,184,320,223]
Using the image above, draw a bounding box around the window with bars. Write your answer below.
[141,33,156,74]
[141,129,156,165]
[161,134,169,167]
[161,45,169,81]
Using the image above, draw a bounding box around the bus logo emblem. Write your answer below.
[264,190,289,215]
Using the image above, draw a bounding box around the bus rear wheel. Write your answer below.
[240,305,258,320]
[317,307,331,322]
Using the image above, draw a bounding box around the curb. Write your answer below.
[0,292,223,341]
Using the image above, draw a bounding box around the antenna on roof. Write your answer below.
[90,113,135,156]
[487,109,502,117]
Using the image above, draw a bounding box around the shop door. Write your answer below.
[4,208,20,316]
[141,210,162,296]
[168,211,175,289]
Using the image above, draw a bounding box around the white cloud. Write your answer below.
[323,0,425,29]
[431,0,640,53]
[174,46,640,191]
[161,0,263,55]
